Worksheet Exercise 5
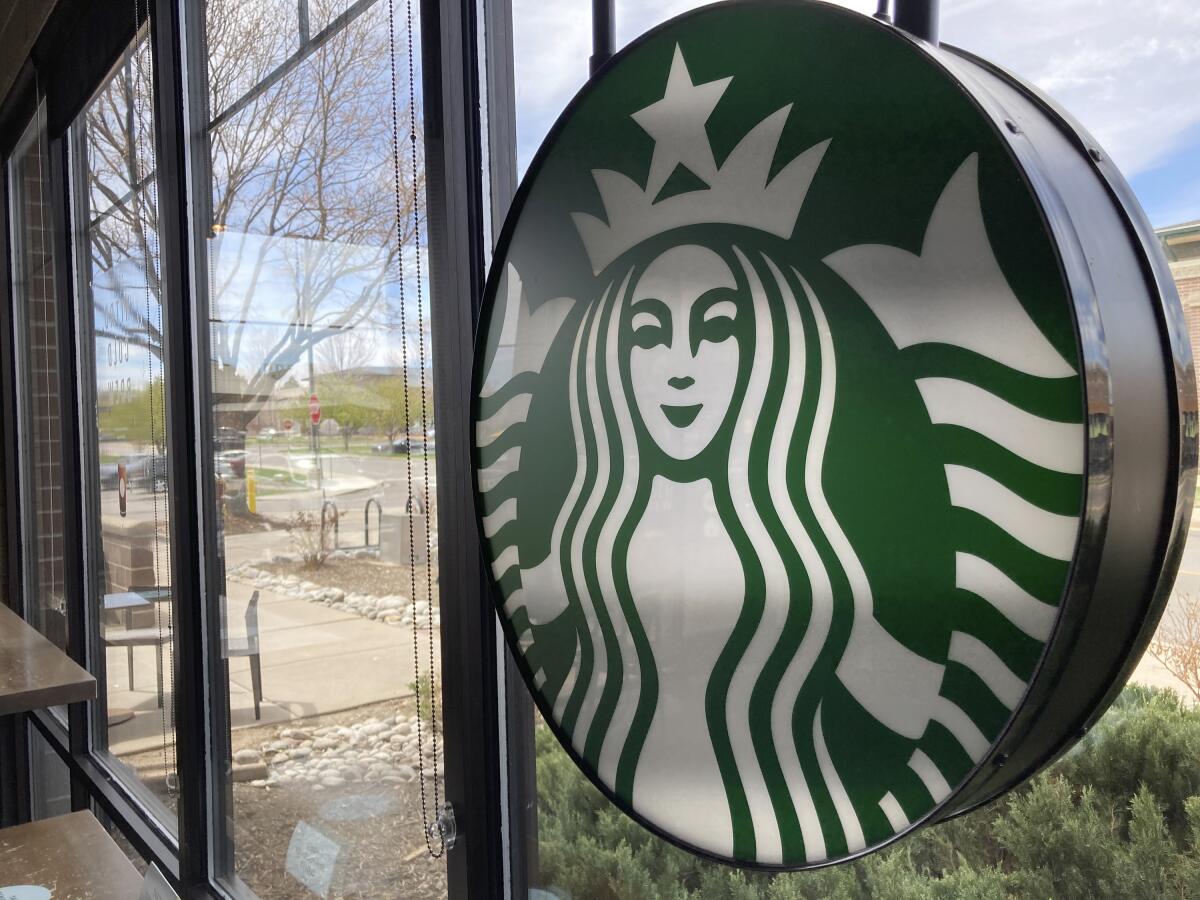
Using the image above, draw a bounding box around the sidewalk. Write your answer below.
[106,576,440,758]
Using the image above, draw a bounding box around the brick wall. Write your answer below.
[16,143,67,650]
[1171,260,1200,392]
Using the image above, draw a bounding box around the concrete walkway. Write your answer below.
[106,574,440,758]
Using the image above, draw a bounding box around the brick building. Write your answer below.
[1160,220,1200,386]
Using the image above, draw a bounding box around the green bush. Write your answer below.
[1056,685,1200,840]
[532,685,1200,899]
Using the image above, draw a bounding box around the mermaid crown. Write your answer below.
[572,45,829,275]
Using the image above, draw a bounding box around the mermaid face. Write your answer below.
[628,244,742,461]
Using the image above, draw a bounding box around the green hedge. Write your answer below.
[534,684,1200,899]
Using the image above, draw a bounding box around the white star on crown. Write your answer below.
[572,45,830,275]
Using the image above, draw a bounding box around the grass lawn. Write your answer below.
[250,436,434,459]
[248,466,310,494]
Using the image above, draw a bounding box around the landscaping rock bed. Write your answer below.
[227,554,442,629]
[116,698,449,898]
[239,712,442,791]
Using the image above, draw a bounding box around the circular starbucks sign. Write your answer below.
[472,0,1195,867]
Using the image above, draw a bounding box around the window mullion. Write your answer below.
[45,127,93,801]
[148,0,212,891]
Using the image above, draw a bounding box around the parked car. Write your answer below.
[372,435,435,455]
[214,426,245,452]
[215,449,247,478]
[98,462,119,491]
[373,438,410,454]
[123,454,168,491]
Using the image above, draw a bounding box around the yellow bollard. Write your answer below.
[247,467,257,514]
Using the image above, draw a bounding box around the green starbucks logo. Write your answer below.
[474,3,1084,867]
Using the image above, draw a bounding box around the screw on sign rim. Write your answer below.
[470,0,1195,869]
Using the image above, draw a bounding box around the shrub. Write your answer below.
[531,684,1200,899]
[286,510,332,568]
[1056,685,1200,840]
[993,778,1123,898]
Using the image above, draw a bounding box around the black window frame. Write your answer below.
[0,0,527,896]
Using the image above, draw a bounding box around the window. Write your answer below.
[70,29,182,827]
[198,1,446,895]
[3,1,498,894]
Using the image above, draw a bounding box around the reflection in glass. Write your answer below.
[8,108,68,655]
[28,724,71,821]
[71,30,180,826]
[201,1,445,895]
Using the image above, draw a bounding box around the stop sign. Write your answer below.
[309,393,320,424]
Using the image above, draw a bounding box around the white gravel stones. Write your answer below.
[226,556,442,629]
[249,713,442,791]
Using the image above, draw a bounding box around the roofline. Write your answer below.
[1156,220,1200,238]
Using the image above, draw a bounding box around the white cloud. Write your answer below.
[940,0,1200,177]
[512,0,1199,184]
[510,2,589,170]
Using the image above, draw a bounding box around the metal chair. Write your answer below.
[220,591,263,720]
[103,587,262,718]
[102,586,172,709]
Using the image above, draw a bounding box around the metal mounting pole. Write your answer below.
[590,0,615,75]
[893,0,939,45]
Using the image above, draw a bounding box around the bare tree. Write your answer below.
[1148,595,1200,704]
[81,0,425,433]
[84,42,162,362]
[315,328,378,376]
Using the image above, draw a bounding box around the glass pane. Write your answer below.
[308,0,358,35]
[200,1,447,896]
[28,724,71,821]
[8,109,69,655]
[71,31,181,827]
[207,0,299,126]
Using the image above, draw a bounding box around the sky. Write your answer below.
[510,0,1200,229]
[108,0,1195,401]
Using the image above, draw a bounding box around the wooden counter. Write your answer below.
[0,811,143,897]
[0,603,95,715]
